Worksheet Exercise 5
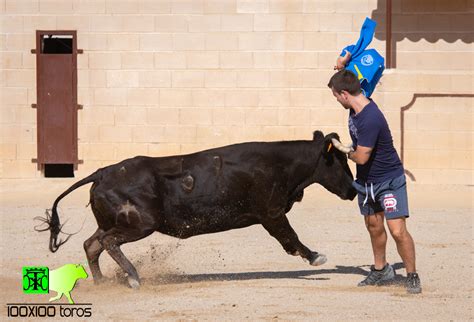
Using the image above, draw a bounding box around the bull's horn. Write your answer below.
[331,138,354,154]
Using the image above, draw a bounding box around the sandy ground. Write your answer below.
[0,178,472,320]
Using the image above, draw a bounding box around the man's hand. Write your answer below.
[330,138,372,165]
[334,50,351,70]
[348,145,373,165]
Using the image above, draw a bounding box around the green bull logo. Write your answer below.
[23,264,88,304]
[49,264,88,304]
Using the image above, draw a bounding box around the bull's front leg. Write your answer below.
[260,214,327,266]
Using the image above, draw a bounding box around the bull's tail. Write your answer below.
[35,170,101,253]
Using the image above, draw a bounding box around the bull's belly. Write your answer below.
[156,206,259,238]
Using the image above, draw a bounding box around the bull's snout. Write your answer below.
[346,187,357,200]
[341,185,357,201]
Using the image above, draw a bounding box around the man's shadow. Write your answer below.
[144,262,406,285]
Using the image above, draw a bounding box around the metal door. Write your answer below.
[33,31,80,172]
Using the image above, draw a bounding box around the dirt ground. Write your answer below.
[0,178,472,320]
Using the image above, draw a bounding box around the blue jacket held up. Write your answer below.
[340,17,385,97]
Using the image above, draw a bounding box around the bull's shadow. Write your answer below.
[142,262,406,285]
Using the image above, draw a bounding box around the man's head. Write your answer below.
[328,69,361,109]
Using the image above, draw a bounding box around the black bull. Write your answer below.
[38,131,356,289]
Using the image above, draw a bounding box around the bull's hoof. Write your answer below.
[127,276,140,290]
[310,253,327,266]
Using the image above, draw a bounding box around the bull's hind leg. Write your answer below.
[83,228,105,284]
[99,228,153,289]
[261,215,327,266]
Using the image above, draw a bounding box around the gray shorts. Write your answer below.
[352,174,409,219]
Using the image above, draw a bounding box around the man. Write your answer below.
[327,69,422,294]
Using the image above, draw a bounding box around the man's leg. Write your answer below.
[386,217,421,293]
[358,211,394,286]
[386,217,416,273]
[364,211,388,270]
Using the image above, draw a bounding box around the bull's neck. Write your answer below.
[284,140,321,191]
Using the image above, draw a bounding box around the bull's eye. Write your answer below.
[324,155,334,166]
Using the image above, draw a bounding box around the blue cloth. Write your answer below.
[340,17,377,58]
[348,100,404,184]
[340,18,385,97]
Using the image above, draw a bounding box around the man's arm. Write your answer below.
[348,145,372,165]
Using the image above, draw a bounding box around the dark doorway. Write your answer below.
[41,35,73,54]
[44,164,75,178]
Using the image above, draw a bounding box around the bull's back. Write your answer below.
[153,143,291,237]
[90,141,306,237]
[156,149,271,237]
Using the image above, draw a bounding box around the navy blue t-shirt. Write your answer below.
[348,100,404,184]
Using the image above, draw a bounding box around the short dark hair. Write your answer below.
[327,69,361,95]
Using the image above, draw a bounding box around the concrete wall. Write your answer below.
[0,0,472,184]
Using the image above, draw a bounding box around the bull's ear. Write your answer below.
[323,133,340,155]
[313,130,324,141]
[323,139,333,155]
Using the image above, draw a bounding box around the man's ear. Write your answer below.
[340,90,350,100]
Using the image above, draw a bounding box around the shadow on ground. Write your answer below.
[139,262,407,285]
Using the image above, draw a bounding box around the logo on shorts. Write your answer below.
[383,194,397,212]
